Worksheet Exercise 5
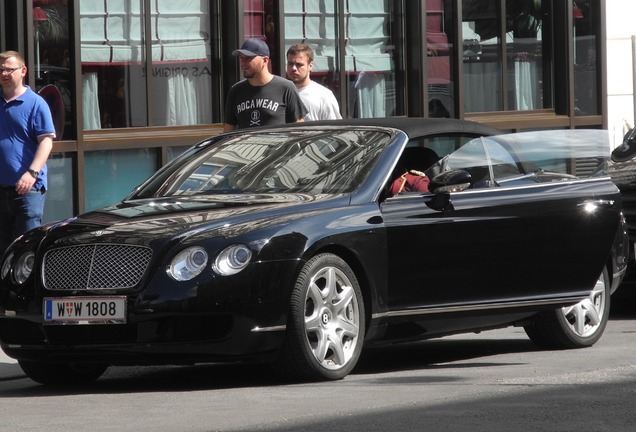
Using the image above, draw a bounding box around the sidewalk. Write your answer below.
[0,348,24,380]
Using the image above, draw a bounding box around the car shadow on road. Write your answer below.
[0,333,541,397]
[354,336,539,376]
[2,309,633,397]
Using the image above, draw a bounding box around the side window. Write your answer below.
[387,134,489,196]
[484,141,522,182]
[444,137,521,187]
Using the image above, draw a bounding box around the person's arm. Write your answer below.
[223,123,237,132]
[16,135,54,195]
[326,92,342,120]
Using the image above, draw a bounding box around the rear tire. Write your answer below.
[18,360,108,385]
[276,253,365,381]
[524,268,610,349]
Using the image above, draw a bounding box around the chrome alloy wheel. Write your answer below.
[561,271,607,338]
[303,265,361,371]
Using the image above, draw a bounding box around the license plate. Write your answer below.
[44,296,127,325]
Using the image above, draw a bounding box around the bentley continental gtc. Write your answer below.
[0,119,628,385]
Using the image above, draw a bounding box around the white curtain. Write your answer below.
[464,61,500,112]
[79,0,209,64]
[82,73,101,130]
[515,59,538,110]
[156,73,212,126]
[352,73,386,118]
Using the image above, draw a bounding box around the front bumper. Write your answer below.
[0,310,285,365]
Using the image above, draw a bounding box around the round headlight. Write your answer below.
[13,251,35,285]
[167,246,208,281]
[1,252,14,280]
[212,244,252,276]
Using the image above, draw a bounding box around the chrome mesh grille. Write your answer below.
[43,244,152,290]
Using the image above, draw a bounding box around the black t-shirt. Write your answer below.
[224,76,307,128]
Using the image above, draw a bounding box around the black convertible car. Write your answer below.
[0,118,628,385]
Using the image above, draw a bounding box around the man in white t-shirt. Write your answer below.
[286,44,342,121]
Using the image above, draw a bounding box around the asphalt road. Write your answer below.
[1,306,636,432]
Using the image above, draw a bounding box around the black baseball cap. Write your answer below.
[232,38,270,57]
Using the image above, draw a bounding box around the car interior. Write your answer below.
[385,146,440,197]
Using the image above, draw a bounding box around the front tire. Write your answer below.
[18,360,108,385]
[277,253,365,381]
[524,267,610,349]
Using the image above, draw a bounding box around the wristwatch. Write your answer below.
[27,169,39,179]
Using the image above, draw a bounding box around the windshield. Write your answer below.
[133,128,391,198]
[427,130,610,187]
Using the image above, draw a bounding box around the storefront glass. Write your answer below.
[506,0,545,111]
[427,0,455,118]
[462,0,503,112]
[573,0,598,116]
[80,1,147,129]
[462,0,549,113]
[280,0,402,118]
[43,153,75,222]
[79,0,218,129]
[33,0,73,140]
[84,148,158,211]
[149,1,215,126]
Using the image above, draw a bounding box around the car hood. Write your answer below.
[36,193,346,248]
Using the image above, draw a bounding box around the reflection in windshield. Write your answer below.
[138,129,390,198]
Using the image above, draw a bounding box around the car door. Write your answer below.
[381,139,622,311]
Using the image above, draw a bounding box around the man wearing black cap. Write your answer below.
[223,38,307,131]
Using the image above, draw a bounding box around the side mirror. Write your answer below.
[623,127,636,143]
[429,169,472,194]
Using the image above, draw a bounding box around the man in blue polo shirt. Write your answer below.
[0,50,55,254]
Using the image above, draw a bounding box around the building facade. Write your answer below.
[0,0,606,223]
[606,0,635,148]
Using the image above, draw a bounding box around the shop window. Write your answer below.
[43,152,75,223]
[84,148,158,211]
[281,0,339,105]
[427,0,455,118]
[462,0,548,113]
[280,0,403,118]
[150,1,215,125]
[462,0,502,112]
[506,1,545,111]
[33,0,73,140]
[79,0,219,129]
[572,0,598,116]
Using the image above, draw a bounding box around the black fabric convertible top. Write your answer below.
[227,117,502,140]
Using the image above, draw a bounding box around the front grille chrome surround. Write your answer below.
[43,244,153,291]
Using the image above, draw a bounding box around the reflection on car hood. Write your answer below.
[113,192,325,216]
[39,193,342,246]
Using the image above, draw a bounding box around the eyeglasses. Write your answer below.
[0,66,23,75]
